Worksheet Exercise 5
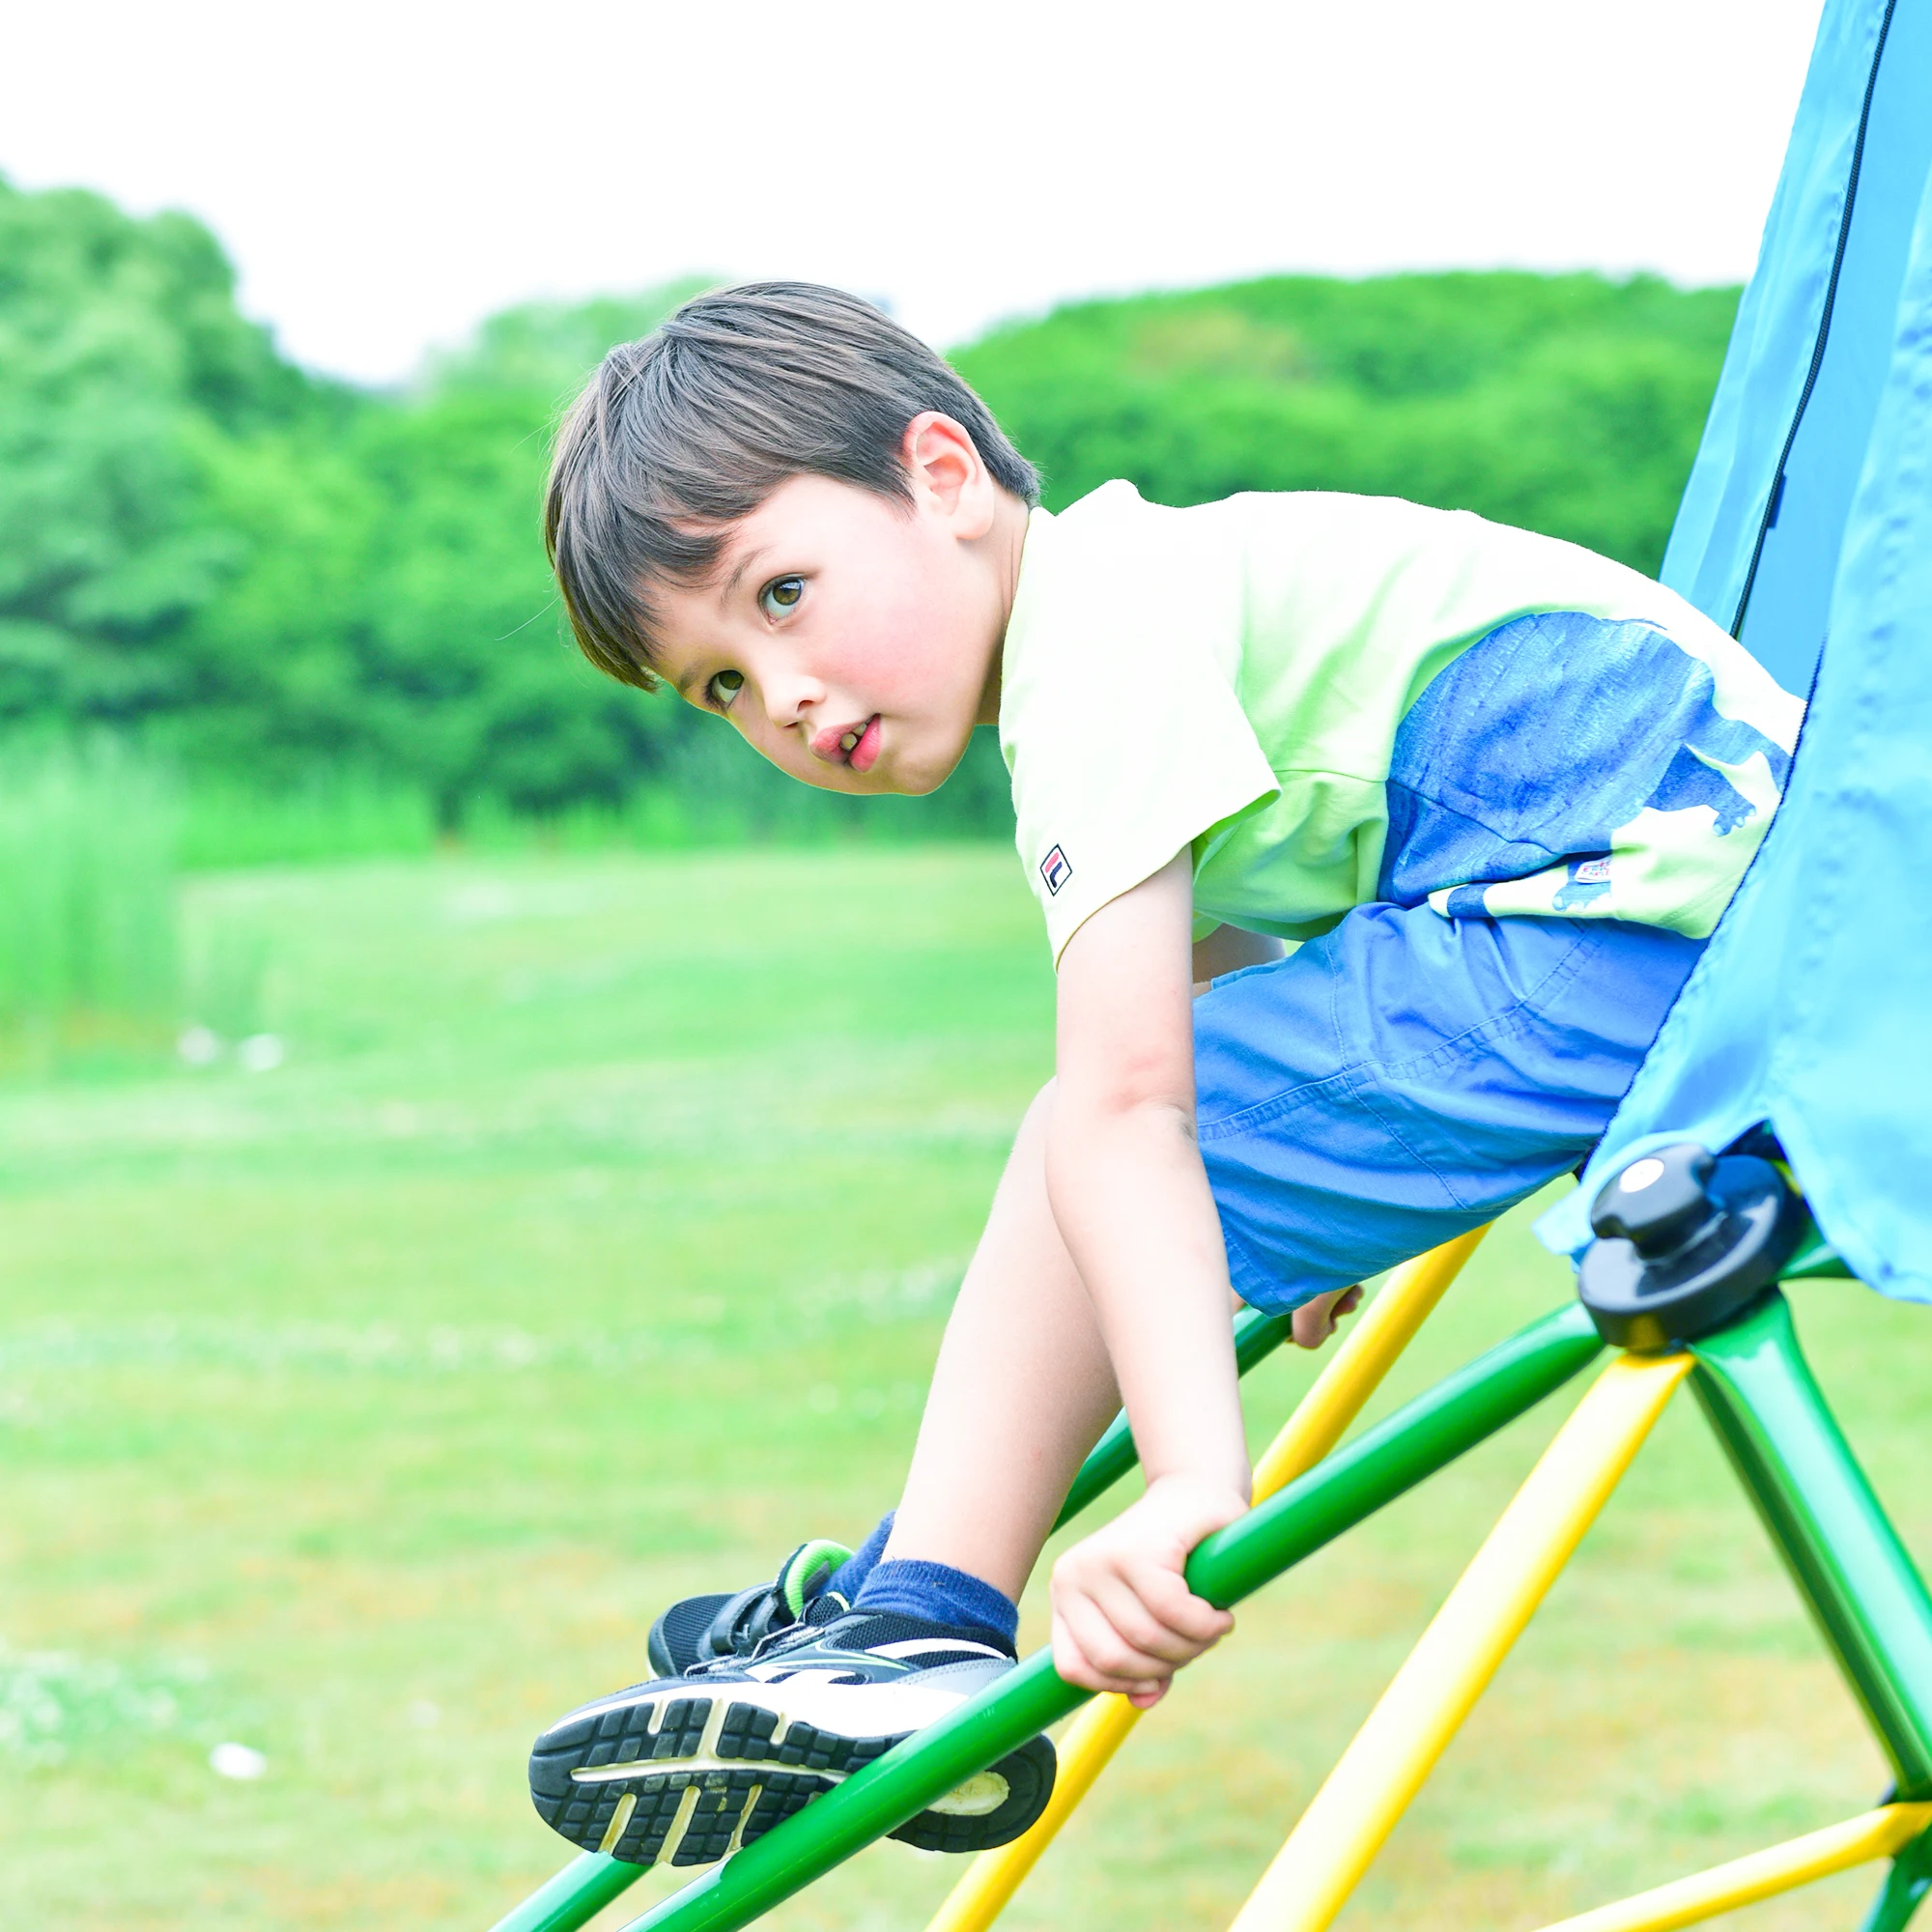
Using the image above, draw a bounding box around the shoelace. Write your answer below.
[684,1594,850,1676]
[694,1540,854,1665]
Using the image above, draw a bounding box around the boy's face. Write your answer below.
[647,415,1021,796]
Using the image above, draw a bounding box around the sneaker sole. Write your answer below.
[528,1687,1055,1867]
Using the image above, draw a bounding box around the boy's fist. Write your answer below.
[1049,1474,1244,1707]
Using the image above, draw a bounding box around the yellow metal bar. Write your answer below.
[921,1690,1143,1932]
[1227,1349,1693,1932]
[1252,1226,1489,1495]
[1530,1802,1932,1932]
[923,1229,1486,1932]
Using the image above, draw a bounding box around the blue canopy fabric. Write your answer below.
[1538,0,1932,1301]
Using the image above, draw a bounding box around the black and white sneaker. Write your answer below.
[646,1538,852,1678]
[528,1606,1056,1868]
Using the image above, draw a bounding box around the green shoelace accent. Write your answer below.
[781,1538,854,1618]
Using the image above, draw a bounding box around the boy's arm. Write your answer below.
[1044,850,1249,1704]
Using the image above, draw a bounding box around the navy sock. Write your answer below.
[853,1556,1019,1648]
[826,1512,894,1604]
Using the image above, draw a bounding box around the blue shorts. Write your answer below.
[1193,904,1703,1313]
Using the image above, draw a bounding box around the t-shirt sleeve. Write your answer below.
[1000,497,1280,966]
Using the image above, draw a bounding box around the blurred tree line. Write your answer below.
[955,273,1738,570]
[0,174,1739,849]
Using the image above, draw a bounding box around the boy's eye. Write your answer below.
[759,576,805,618]
[708,668,745,710]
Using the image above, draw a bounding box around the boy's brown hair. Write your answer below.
[545,282,1041,691]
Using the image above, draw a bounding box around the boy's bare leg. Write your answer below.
[880,1084,1363,1605]
[882,1081,1121,1602]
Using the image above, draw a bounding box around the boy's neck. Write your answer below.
[975,489,1034,726]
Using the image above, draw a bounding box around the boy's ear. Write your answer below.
[901,412,996,536]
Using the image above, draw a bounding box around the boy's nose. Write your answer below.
[763,674,820,729]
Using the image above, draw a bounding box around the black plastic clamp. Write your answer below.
[1577,1142,1807,1351]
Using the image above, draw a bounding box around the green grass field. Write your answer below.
[0,844,1924,1930]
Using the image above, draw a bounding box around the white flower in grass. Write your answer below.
[237,1034,286,1073]
[210,1741,268,1779]
[177,1025,221,1067]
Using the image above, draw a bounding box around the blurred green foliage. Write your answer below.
[0,174,1741,847]
[0,739,178,1059]
[0,178,307,727]
[955,272,1740,574]
[183,283,735,821]
[0,175,702,825]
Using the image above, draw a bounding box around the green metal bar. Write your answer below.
[485,1852,646,1932]
[1859,1821,1932,1932]
[1691,1292,1932,1798]
[598,1302,1602,1932]
[1054,1305,1291,1528]
[1185,1300,1600,1609]
[489,1304,1293,1932]
[1781,1219,1855,1281]
[491,1298,1291,1932]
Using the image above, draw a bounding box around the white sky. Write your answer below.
[0,0,1822,385]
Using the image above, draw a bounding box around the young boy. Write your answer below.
[524,283,1804,1869]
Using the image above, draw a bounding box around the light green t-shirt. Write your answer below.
[997,482,1804,964]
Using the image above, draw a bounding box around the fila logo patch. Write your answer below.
[1039,845,1071,895]
[1574,857,1612,883]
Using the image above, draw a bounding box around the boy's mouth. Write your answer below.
[813,715,882,775]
